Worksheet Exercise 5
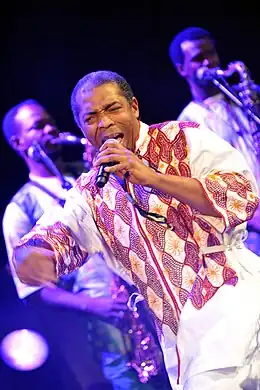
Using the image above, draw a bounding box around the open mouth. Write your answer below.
[102,133,124,144]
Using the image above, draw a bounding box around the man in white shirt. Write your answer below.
[169,26,260,256]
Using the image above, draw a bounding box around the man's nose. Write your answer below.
[202,58,210,67]
[43,124,58,135]
[97,113,114,128]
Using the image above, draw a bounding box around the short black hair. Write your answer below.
[2,99,41,145]
[70,70,134,128]
[169,27,213,68]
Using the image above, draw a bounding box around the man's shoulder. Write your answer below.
[10,182,36,204]
[178,100,210,122]
[148,120,201,139]
[7,181,40,216]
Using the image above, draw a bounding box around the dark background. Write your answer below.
[0,3,260,389]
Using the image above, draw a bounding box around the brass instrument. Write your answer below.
[207,60,260,158]
[227,62,260,109]
[113,284,163,384]
[227,61,260,155]
[74,266,163,384]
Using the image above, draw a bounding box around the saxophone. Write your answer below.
[114,283,163,384]
[74,263,163,384]
[231,62,260,109]
[220,61,260,157]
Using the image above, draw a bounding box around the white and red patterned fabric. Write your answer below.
[15,121,260,388]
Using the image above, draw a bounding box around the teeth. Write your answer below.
[115,136,123,143]
[102,133,123,143]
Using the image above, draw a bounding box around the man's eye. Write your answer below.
[28,123,44,131]
[34,124,44,129]
[85,117,94,124]
[109,106,120,112]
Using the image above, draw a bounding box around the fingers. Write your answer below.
[96,147,124,158]
[20,268,57,286]
[39,261,58,284]
[99,140,124,152]
[105,163,128,174]
[16,251,57,286]
[94,147,129,166]
[94,153,123,167]
[41,275,58,285]
[94,142,131,163]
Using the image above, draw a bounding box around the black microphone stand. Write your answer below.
[28,141,72,190]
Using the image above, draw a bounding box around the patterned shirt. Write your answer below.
[14,121,259,342]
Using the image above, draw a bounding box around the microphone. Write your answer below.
[50,132,87,145]
[96,161,115,188]
[196,67,223,81]
[96,138,119,188]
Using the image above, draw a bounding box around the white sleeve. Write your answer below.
[14,186,131,283]
[3,203,41,298]
[183,124,259,232]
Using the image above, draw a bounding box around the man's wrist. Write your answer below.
[146,169,161,188]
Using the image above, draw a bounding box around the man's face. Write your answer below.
[76,82,140,151]
[179,37,220,86]
[15,104,60,156]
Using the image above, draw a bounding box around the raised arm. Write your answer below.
[94,123,259,232]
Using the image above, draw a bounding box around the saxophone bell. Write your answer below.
[215,61,260,157]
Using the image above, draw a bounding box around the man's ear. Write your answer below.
[9,135,26,152]
[176,63,185,77]
[131,97,139,119]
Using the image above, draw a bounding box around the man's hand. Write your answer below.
[79,294,128,319]
[14,246,57,287]
[94,140,156,186]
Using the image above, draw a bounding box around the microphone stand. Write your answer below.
[210,75,260,127]
[28,141,73,190]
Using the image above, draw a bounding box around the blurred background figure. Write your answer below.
[169,26,260,256]
[83,139,96,172]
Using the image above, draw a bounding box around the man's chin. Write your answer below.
[196,79,213,88]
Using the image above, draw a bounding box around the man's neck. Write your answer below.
[190,83,220,103]
[29,166,55,178]
[28,157,64,179]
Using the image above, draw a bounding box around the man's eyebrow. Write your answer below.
[83,102,120,117]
